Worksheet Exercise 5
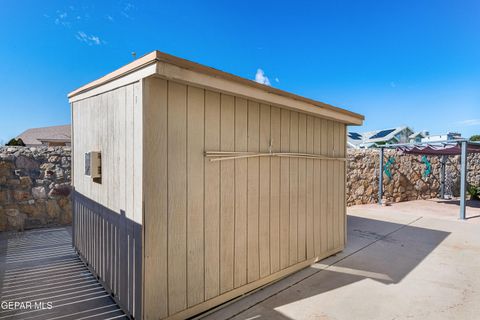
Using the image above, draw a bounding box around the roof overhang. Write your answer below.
[68,51,364,125]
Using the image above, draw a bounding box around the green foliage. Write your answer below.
[467,185,480,201]
[470,135,480,142]
[5,138,25,146]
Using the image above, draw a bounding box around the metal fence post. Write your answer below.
[440,155,446,199]
[460,141,467,220]
[378,147,384,205]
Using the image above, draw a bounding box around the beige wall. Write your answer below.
[143,76,347,319]
[72,81,143,224]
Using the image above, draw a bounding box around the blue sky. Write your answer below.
[0,0,479,143]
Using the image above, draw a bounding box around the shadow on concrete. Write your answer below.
[211,215,451,320]
[431,199,480,220]
[432,199,480,209]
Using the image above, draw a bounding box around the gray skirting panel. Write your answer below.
[72,190,142,319]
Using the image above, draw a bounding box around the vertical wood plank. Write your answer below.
[220,94,235,293]
[234,97,248,288]
[134,223,142,320]
[297,113,307,262]
[313,118,322,256]
[98,90,109,283]
[333,122,340,249]
[269,107,281,273]
[101,93,109,207]
[90,95,101,204]
[187,86,205,306]
[105,208,111,296]
[289,112,298,265]
[259,103,271,278]
[306,116,315,259]
[337,122,346,248]
[247,101,260,282]
[107,91,114,211]
[143,78,168,319]
[112,88,121,213]
[341,123,347,247]
[120,212,128,303]
[115,214,120,295]
[326,120,334,251]
[125,85,135,221]
[128,223,134,313]
[71,101,77,189]
[117,87,128,304]
[167,81,188,315]
[204,90,221,299]
[320,119,328,254]
[118,87,127,213]
[279,109,290,269]
[83,98,91,201]
[133,81,143,225]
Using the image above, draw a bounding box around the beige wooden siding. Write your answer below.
[143,77,346,320]
[72,82,142,224]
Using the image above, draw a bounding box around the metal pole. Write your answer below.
[378,147,384,205]
[440,155,446,199]
[460,141,467,220]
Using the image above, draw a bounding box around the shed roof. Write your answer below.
[17,125,71,145]
[68,50,364,125]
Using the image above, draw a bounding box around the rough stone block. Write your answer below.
[5,208,19,217]
[19,176,32,187]
[32,186,47,199]
[15,155,39,171]
[13,190,31,201]
[46,200,61,218]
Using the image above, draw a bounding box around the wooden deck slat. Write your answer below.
[0,227,127,320]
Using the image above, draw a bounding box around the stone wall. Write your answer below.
[0,146,72,231]
[347,149,480,206]
[2,145,479,230]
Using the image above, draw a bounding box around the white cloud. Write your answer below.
[255,69,271,86]
[275,77,280,83]
[457,119,480,126]
[76,31,103,45]
[121,2,135,19]
[55,11,69,27]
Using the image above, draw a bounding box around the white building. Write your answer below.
[409,131,429,143]
[422,132,462,142]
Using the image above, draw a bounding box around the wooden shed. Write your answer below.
[68,51,364,320]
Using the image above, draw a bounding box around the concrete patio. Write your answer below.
[203,200,480,320]
[0,200,478,319]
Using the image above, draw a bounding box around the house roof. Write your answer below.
[68,50,364,125]
[348,126,413,148]
[409,131,427,139]
[362,126,411,143]
[17,125,71,145]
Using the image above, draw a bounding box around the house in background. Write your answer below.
[422,132,462,142]
[348,126,414,148]
[409,131,429,143]
[17,124,71,146]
